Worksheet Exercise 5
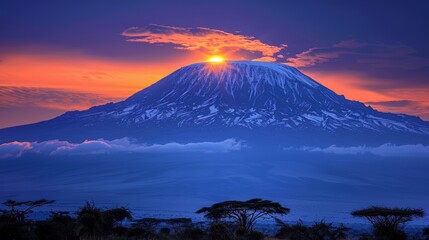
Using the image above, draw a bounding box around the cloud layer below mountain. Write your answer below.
[0,138,243,158]
[287,143,429,157]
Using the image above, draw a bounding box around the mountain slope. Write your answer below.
[1,61,429,145]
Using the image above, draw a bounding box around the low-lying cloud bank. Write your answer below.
[287,143,429,157]
[0,138,243,158]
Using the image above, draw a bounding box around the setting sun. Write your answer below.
[207,55,225,63]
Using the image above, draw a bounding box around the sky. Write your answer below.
[1,0,429,128]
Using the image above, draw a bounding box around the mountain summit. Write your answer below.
[1,61,429,145]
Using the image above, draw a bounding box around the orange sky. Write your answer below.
[0,50,241,128]
[2,2,429,130]
[302,70,429,120]
[0,53,182,98]
[0,50,245,98]
[1,51,428,128]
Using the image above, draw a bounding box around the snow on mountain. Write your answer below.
[1,61,429,143]
[56,61,429,133]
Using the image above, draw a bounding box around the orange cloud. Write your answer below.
[122,24,285,62]
[252,56,277,62]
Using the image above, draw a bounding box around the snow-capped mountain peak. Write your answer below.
[1,61,429,144]
[59,61,429,133]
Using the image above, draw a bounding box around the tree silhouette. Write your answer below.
[275,219,349,240]
[103,206,132,234]
[196,198,289,232]
[35,211,77,240]
[1,199,55,224]
[76,202,105,239]
[423,227,429,240]
[207,222,232,240]
[309,221,349,240]
[0,199,55,239]
[351,206,424,240]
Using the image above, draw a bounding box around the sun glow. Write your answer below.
[207,55,225,63]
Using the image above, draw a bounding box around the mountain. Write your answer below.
[1,61,429,145]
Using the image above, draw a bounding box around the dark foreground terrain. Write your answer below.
[1,198,428,240]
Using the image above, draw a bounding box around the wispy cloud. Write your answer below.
[286,40,429,69]
[286,143,429,157]
[0,86,120,111]
[365,100,417,108]
[364,100,429,120]
[0,138,244,158]
[122,24,286,62]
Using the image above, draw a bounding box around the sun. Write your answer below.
[207,55,225,63]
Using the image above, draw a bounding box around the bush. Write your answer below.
[275,219,349,240]
[208,222,231,240]
[183,227,205,240]
[127,226,156,239]
[35,211,77,240]
[423,227,429,239]
[160,227,171,236]
[242,231,264,240]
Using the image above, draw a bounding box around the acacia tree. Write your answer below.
[1,199,55,224]
[0,199,55,239]
[196,198,289,232]
[351,206,424,240]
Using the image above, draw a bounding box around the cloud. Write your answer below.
[286,40,429,69]
[252,56,277,62]
[0,141,32,158]
[0,86,120,111]
[0,138,243,158]
[0,86,125,128]
[364,100,429,120]
[286,143,429,157]
[122,24,285,62]
[365,100,417,108]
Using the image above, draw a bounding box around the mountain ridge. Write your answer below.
[1,61,429,145]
